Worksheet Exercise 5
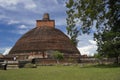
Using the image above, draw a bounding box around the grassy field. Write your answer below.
[0,65,120,80]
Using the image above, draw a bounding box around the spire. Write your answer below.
[43,13,50,20]
[36,13,55,28]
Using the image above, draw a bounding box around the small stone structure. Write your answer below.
[6,61,19,69]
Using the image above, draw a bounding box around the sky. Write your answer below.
[0,0,97,56]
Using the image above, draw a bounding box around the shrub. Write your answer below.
[53,51,64,64]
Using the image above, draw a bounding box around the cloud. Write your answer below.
[0,0,66,26]
[18,24,27,29]
[16,29,29,34]
[16,25,30,34]
[89,40,97,45]
[0,0,64,12]
[0,0,19,10]
[35,0,59,8]
[77,34,97,56]
[8,20,20,25]
[10,24,30,34]
[78,45,97,56]
[0,47,12,55]
[77,34,93,47]
[3,47,12,55]
[20,0,37,10]
[0,0,36,10]
[0,0,18,7]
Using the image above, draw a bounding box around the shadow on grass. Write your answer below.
[79,63,120,68]
[92,64,120,68]
[82,63,120,68]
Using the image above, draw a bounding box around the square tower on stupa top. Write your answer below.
[36,13,55,28]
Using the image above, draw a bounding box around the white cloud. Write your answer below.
[0,0,18,7]
[0,47,12,55]
[0,0,18,10]
[14,25,29,34]
[78,46,92,55]
[24,3,36,10]
[89,40,97,45]
[77,34,97,56]
[18,25,27,29]
[0,0,66,26]
[33,0,66,13]
[3,48,11,55]
[8,20,20,25]
[0,0,36,10]
[10,25,30,34]
[20,0,37,10]
[78,45,97,56]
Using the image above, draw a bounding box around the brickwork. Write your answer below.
[9,13,80,62]
[36,20,55,28]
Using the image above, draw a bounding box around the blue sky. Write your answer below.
[0,0,97,56]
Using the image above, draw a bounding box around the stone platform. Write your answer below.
[7,61,19,69]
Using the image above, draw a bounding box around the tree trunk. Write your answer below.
[56,59,59,64]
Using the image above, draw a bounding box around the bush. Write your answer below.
[53,51,64,64]
[53,51,64,60]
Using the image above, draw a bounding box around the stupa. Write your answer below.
[9,13,80,61]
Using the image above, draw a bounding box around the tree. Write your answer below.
[97,31,120,63]
[66,0,105,33]
[95,0,120,63]
[66,0,120,63]
[66,7,79,46]
[53,51,64,64]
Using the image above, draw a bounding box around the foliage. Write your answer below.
[94,53,102,59]
[66,24,79,46]
[95,0,120,63]
[66,0,120,63]
[66,8,79,46]
[66,0,104,33]
[53,51,64,60]
[0,66,120,80]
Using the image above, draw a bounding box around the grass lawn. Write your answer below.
[0,65,120,80]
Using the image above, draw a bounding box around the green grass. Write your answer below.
[0,65,120,80]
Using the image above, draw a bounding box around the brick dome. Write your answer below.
[9,13,80,60]
[9,26,79,54]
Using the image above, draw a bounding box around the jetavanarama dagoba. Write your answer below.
[9,13,80,62]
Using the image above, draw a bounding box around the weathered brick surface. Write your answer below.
[36,20,55,28]
[9,13,80,61]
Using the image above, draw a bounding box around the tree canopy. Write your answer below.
[66,0,120,63]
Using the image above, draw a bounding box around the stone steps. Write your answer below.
[7,65,19,69]
[7,61,19,69]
